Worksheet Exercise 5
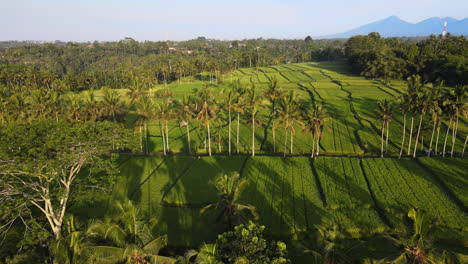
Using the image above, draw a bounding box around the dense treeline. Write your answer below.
[345,33,468,85]
[0,37,342,92]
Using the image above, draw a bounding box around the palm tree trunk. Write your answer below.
[399,114,406,159]
[228,109,231,156]
[207,122,212,156]
[450,115,459,157]
[237,112,240,154]
[311,133,315,158]
[407,116,414,155]
[273,128,276,153]
[443,119,452,158]
[290,130,294,154]
[316,132,321,156]
[139,125,143,153]
[428,116,437,157]
[161,122,166,155]
[144,122,149,155]
[462,135,467,157]
[165,120,170,153]
[186,122,191,154]
[385,121,390,154]
[435,125,441,156]
[381,122,385,158]
[252,116,255,157]
[413,115,423,158]
[218,132,222,152]
[284,127,288,157]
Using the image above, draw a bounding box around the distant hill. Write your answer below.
[320,16,468,38]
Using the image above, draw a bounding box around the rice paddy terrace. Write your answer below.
[76,62,467,251]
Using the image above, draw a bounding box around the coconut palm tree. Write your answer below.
[155,101,174,155]
[84,200,173,264]
[222,87,237,156]
[412,87,430,158]
[196,99,217,156]
[102,87,125,122]
[246,85,261,156]
[126,85,144,107]
[84,89,101,121]
[277,91,302,155]
[398,95,411,158]
[135,97,154,154]
[303,102,328,158]
[377,99,393,157]
[175,244,221,264]
[449,85,467,157]
[406,75,424,156]
[8,93,29,122]
[263,76,285,113]
[232,86,246,154]
[200,172,258,230]
[305,224,352,264]
[427,84,443,157]
[180,95,194,154]
[380,208,457,264]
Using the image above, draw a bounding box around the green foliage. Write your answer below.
[345,33,468,85]
[216,221,290,264]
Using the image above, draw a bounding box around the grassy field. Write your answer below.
[106,61,466,157]
[72,62,467,259]
[99,155,467,249]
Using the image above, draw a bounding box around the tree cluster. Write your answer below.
[345,33,468,85]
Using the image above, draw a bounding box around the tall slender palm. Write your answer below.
[156,101,174,154]
[200,172,258,230]
[277,91,302,156]
[222,87,237,156]
[246,85,261,156]
[264,77,286,153]
[412,87,429,158]
[135,97,154,154]
[263,77,285,113]
[427,84,443,156]
[232,92,246,155]
[303,102,328,158]
[398,95,411,158]
[406,75,424,155]
[196,100,217,156]
[377,99,393,157]
[449,85,467,157]
[180,96,194,154]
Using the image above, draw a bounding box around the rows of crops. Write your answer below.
[127,61,467,157]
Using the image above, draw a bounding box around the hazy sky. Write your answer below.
[2,0,467,41]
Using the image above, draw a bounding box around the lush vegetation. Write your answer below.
[0,35,467,263]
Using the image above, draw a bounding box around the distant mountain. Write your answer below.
[320,16,468,38]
